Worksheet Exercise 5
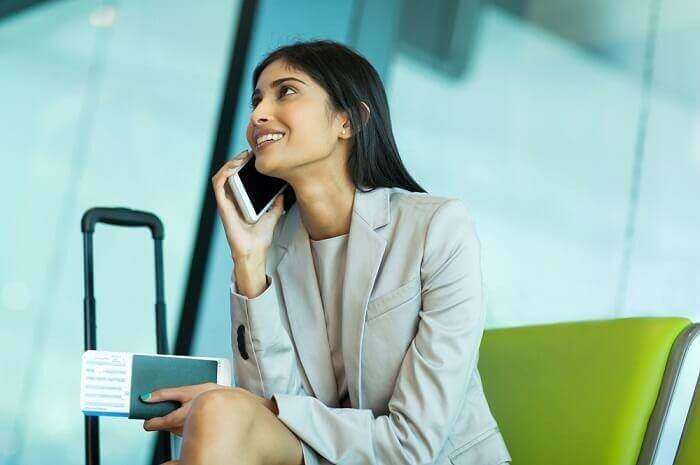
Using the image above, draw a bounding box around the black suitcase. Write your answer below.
[81,207,172,465]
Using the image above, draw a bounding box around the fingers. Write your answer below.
[143,404,188,433]
[143,382,219,404]
[211,150,251,204]
[142,383,221,435]
[141,387,186,404]
[225,149,252,171]
[229,148,251,163]
[212,149,251,182]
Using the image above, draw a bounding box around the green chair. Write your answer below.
[478,317,699,465]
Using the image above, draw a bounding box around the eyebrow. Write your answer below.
[252,77,307,98]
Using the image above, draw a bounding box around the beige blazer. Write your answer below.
[230,186,511,465]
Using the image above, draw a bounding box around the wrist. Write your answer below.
[233,251,266,268]
[233,260,267,299]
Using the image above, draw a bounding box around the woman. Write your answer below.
[142,39,511,465]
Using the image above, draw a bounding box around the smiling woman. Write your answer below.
[179,38,512,465]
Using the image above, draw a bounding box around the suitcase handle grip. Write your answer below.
[81,207,164,239]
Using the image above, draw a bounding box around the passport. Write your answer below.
[80,350,231,419]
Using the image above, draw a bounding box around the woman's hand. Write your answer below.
[141,383,278,437]
[142,382,224,437]
[211,149,286,263]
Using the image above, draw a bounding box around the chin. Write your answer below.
[253,154,277,175]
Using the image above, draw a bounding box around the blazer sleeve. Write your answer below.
[230,271,308,398]
[272,199,486,465]
[230,271,322,465]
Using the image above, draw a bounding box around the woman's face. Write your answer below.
[246,59,348,179]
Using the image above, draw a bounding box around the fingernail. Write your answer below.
[140,392,151,402]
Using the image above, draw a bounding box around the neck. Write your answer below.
[292,177,355,241]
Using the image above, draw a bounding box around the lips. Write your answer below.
[255,134,284,151]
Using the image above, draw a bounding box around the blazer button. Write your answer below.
[237,324,249,360]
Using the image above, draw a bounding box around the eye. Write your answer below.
[280,85,296,97]
[250,85,296,109]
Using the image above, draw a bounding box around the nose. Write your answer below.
[249,99,273,126]
[251,111,268,125]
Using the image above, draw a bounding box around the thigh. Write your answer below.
[247,394,304,465]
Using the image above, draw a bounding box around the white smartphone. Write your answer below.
[227,150,289,224]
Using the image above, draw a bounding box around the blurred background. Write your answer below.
[1,0,698,463]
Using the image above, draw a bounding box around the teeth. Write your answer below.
[256,133,284,146]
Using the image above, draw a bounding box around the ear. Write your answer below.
[340,101,371,138]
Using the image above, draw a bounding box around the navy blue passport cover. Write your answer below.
[129,355,218,420]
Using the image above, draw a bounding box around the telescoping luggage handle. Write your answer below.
[81,207,170,465]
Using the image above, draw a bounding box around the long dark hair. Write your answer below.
[251,39,427,209]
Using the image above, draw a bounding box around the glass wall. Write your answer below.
[387,0,700,327]
[0,1,238,463]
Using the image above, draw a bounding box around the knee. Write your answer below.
[187,388,257,435]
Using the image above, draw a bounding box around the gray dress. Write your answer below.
[309,233,352,408]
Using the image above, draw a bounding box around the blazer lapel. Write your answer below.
[341,187,390,408]
[275,186,391,409]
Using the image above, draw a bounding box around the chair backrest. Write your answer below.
[478,317,691,465]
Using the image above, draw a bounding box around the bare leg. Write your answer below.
[178,388,304,465]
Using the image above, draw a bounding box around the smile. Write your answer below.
[256,134,284,150]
